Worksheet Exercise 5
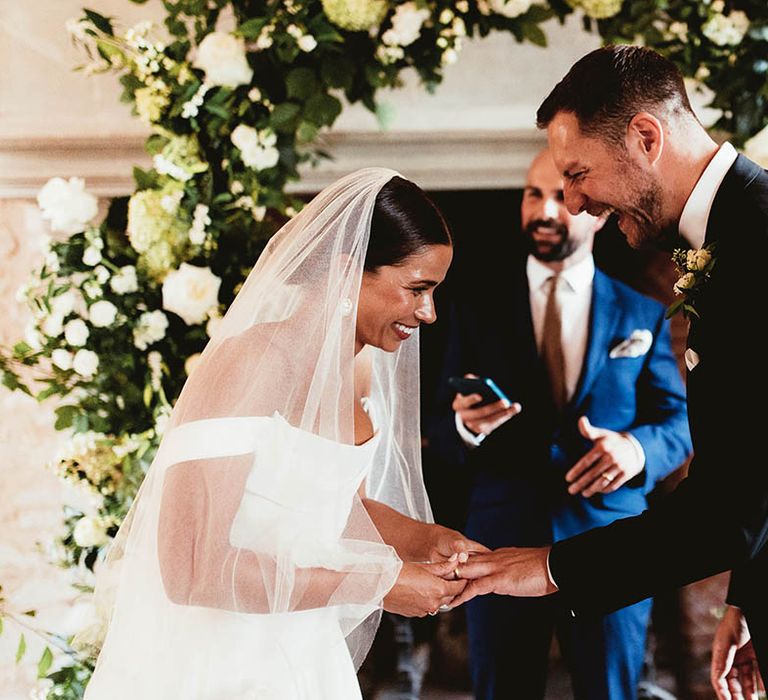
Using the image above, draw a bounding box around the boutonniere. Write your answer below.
[666,244,716,319]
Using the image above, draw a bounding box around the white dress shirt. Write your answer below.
[678,142,738,249]
[456,254,645,468]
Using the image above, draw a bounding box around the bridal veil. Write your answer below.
[83,168,433,695]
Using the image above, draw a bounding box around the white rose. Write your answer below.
[37,177,98,235]
[133,310,169,350]
[110,265,139,295]
[488,0,532,19]
[64,318,90,347]
[383,3,430,47]
[745,124,768,169]
[89,300,118,328]
[73,348,99,377]
[193,32,253,87]
[184,353,203,375]
[73,515,109,548]
[162,263,222,325]
[52,348,74,371]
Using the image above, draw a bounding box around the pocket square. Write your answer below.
[609,329,653,359]
[685,348,700,371]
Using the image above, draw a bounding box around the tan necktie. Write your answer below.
[541,274,567,411]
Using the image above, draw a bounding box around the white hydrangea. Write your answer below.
[193,32,253,87]
[73,348,100,377]
[94,265,111,284]
[52,348,74,371]
[133,310,169,350]
[322,0,388,31]
[744,124,768,168]
[64,318,90,347]
[73,515,109,548]
[231,125,280,171]
[89,300,118,328]
[702,10,749,46]
[181,83,211,119]
[110,265,139,295]
[37,177,98,235]
[383,3,430,47]
[162,263,222,326]
[488,0,532,19]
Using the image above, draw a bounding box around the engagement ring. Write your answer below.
[454,566,461,579]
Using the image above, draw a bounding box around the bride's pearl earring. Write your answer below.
[340,298,353,317]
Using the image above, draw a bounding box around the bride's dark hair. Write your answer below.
[364,176,451,271]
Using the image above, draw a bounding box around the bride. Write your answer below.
[83,168,482,699]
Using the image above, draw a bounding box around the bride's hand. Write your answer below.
[426,524,489,564]
[383,560,466,617]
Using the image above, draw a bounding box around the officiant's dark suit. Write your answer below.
[426,151,692,700]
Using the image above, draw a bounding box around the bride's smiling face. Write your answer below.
[356,243,453,353]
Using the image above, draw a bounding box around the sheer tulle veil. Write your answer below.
[82,168,433,696]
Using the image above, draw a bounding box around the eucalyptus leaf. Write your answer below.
[15,634,26,664]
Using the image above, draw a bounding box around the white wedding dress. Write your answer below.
[85,412,392,700]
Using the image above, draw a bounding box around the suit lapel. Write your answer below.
[571,270,619,407]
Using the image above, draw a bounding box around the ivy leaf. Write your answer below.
[303,93,342,127]
[83,9,114,35]
[238,18,268,40]
[133,167,159,191]
[16,634,26,664]
[38,647,53,678]
[521,22,547,47]
[286,68,317,100]
[270,102,302,132]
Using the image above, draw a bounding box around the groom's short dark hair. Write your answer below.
[536,45,697,146]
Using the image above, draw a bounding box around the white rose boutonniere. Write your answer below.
[667,244,716,319]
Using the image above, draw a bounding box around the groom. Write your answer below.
[453,44,768,693]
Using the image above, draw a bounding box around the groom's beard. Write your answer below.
[524,218,576,262]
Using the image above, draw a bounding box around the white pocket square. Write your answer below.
[609,329,653,359]
[685,348,700,371]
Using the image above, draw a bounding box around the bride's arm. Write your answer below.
[361,488,488,563]
[157,457,393,613]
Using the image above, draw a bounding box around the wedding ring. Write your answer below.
[602,473,614,483]
[428,608,439,616]
[454,566,462,579]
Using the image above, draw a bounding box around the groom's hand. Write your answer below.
[449,546,556,607]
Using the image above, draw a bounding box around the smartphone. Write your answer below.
[448,376,512,407]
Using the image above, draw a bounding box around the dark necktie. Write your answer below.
[541,274,567,410]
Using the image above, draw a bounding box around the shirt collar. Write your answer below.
[527,253,595,294]
[678,142,738,250]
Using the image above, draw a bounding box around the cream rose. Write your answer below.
[89,300,118,328]
[673,272,695,295]
[64,318,90,347]
[686,248,712,271]
[162,263,222,325]
[52,348,74,371]
[193,32,253,87]
[73,515,109,548]
[73,348,100,378]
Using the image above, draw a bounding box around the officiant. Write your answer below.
[425,149,692,700]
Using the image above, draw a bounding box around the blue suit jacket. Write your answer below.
[426,262,692,548]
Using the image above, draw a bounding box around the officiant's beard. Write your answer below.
[523,219,577,262]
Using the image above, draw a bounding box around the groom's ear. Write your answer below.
[626,112,664,167]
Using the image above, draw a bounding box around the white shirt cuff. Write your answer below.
[623,432,646,470]
[455,412,485,448]
[545,550,558,591]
